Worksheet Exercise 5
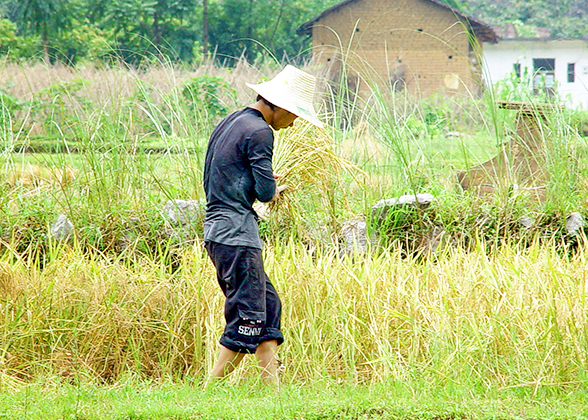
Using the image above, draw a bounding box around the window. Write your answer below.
[513,63,521,79]
[568,63,576,83]
[533,58,555,72]
[533,58,555,96]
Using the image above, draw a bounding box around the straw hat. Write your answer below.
[246,65,323,128]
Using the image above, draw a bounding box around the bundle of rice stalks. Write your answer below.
[266,121,363,240]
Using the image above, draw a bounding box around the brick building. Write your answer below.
[297,0,498,96]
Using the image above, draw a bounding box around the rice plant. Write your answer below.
[0,237,586,391]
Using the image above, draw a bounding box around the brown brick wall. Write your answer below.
[311,0,483,96]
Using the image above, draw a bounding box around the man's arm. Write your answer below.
[247,128,276,203]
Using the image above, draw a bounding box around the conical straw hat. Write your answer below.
[246,65,323,128]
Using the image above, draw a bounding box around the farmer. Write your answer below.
[203,65,323,384]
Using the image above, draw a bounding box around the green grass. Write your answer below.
[1,379,587,419]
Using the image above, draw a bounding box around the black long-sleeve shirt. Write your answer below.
[203,107,276,249]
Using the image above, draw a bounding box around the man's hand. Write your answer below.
[271,184,288,202]
[271,173,287,202]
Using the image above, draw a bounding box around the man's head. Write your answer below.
[246,65,323,129]
[256,94,298,130]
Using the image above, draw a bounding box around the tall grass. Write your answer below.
[0,238,586,391]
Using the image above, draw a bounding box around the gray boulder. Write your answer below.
[371,193,435,226]
[422,226,446,257]
[519,216,535,228]
[566,212,584,236]
[340,217,369,255]
[51,214,74,241]
[164,199,205,226]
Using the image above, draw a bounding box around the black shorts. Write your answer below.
[205,241,283,354]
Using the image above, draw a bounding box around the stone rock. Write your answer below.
[164,199,205,226]
[422,226,446,256]
[340,217,369,255]
[445,131,464,138]
[51,214,74,241]
[566,212,584,236]
[519,216,535,228]
[372,193,435,211]
[371,193,435,226]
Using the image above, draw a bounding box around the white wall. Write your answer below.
[482,39,588,109]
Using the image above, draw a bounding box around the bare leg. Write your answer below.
[211,345,245,379]
[255,340,279,385]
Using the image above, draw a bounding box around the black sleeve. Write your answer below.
[247,128,276,203]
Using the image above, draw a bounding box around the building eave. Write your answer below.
[497,37,588,42]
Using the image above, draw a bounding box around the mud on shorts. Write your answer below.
[205,241,284,354]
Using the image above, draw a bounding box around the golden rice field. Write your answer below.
[0,238,586,392]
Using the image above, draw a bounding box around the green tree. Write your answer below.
[0,18,19,58]
[56,22,114,64]
[464,0,588,38]
[208,0,340,64]
[0,0,351,64]
[8,0,75,62]
[88,0,199,64]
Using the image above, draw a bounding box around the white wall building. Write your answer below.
[482,39,588,109]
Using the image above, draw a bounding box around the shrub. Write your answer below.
[181,74,237,126]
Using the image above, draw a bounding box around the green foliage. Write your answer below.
[208,0,330,63]
[52,22,113,64]
[0,18,18,57]
[511,19,539,37]
[9,0,71,36]
[1,0,587,66]
[493,68,535,102]
[181,74,237,124]
[31,78,92,138]
[439,0,466,11]
[0,86,28,149]
[0,18,40,60]
[492,66,563,104]
[8,0,76,62]
[420,96,455,136]
[0,87,24,125]
[465,0,588,38]
[94,0,200,64]
[0,1,342,65]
